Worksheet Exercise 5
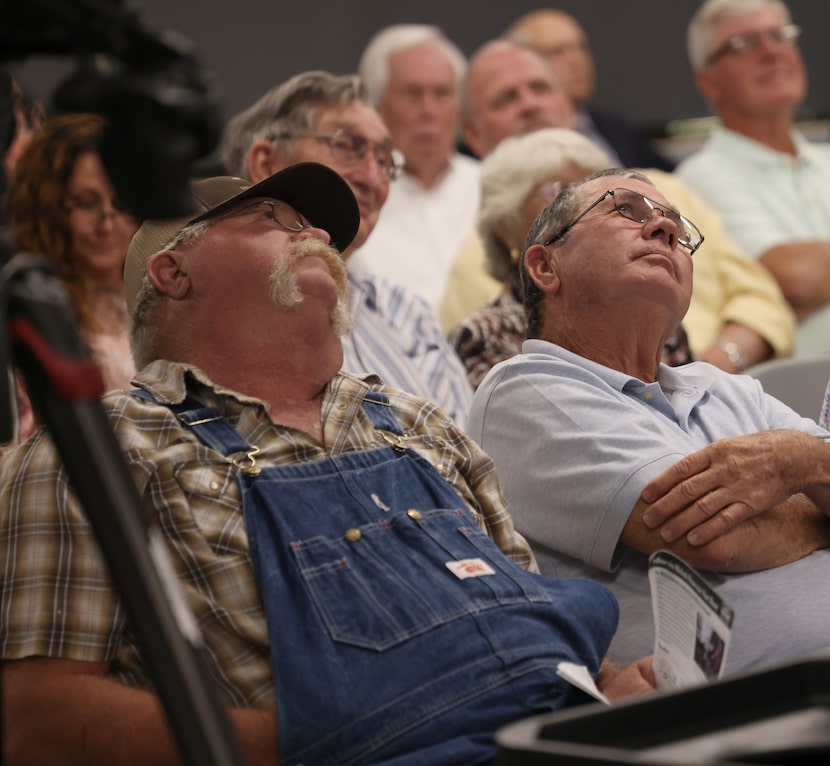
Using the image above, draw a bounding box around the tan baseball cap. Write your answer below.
[124,162,359,313]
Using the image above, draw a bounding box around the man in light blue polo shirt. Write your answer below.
[676,0,830,357]
[469,167,830,675]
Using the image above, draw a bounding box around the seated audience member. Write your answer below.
[221,71,473,427]
[347,24,480,311]
[7,113,138,441]
[0,164,654,766]
[468,167,830,675]
[0,70,44,440]
[448,129,693,390]
[442,41,795,369]
[9,113,137,389]
[638,168,794,369]
[461,39,574,161]
[439,39,573,328]
[1,68,44,196]
[677,0,830,357]
[505,8,675,170]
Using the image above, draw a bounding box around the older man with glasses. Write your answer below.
[677,0,830,358]
[221,71,473,427]
[468,167,830,678]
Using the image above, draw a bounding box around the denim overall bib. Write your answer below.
[142,388,618,765]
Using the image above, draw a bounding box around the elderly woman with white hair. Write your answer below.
[448,128,694,389]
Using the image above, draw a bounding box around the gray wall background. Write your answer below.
[14,0,830,145]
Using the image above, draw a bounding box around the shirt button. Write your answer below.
[345,528,361,542]
[642,391,654,401]
[209,481,220,492]
[407,509,423,520]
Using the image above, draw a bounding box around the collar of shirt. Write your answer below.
[711,124,822,168]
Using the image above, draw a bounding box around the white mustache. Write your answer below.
[269,238,352,335]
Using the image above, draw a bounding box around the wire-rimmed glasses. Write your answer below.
[275,129,405,180]
[214,199,312,233]
[543,187,704,255]
[706,24,801,65]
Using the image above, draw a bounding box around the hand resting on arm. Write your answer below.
[628,430,830,569]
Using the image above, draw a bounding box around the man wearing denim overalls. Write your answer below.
[0,163,654,766]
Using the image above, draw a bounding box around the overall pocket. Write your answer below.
[289,507,557,651]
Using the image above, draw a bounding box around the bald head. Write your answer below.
[462,39,574,158]
[505,9,596,107]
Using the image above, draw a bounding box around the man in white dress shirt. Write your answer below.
[348,25,481,311]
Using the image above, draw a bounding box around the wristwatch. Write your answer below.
[717,340,748,372]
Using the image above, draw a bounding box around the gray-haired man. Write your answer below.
[222,71,474,426]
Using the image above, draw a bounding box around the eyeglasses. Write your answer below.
[214,199,313,233]
[63,195,135,231]
[706,24,801,65]
[275,129,405,180]
[543,187,704,254]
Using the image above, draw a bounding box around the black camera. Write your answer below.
[0,0,221,220]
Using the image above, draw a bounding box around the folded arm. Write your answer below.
[633,430,830,565]
[761,242,830,320]
[2,657,278,766]
[695,321,773,373]
[624,492,830,572]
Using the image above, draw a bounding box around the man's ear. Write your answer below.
[246,139,283,184]
[695,69,719,106]
[524,244,561,294]
[147,251,191,301]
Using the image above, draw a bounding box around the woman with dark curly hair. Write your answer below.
[7,112,137,439]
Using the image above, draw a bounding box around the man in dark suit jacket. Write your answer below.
[506,9,675,171]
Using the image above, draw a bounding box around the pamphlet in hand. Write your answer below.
[648,550,735,691]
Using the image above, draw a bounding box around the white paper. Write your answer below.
[556,661,610,705]
[648,550,735,691]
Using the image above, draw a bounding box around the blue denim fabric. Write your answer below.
[159,391,619,765]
